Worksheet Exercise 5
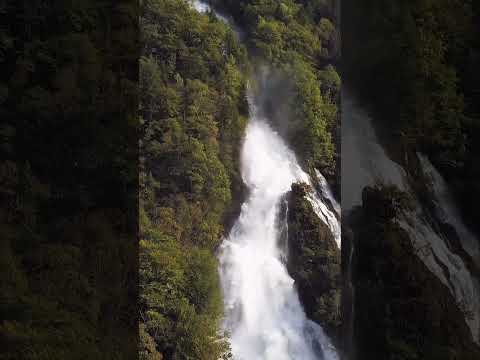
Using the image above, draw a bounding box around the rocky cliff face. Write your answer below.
[351,185,480,360]
[285,183,341,344]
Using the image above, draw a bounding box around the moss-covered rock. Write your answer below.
[286,182,341,344]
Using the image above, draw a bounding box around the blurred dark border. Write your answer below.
[0,1,139,358]
[342,1,480,359]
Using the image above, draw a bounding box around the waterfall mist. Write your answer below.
[219,94,339,359]
[191,3,341,357]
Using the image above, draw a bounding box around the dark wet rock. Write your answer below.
[362,185,412,223]
[286,182,341,345]
[351,185,480,360]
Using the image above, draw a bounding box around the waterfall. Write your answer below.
[191,0,210,13]
[190,0,243,38]
[219,94,339,360]
[306,191,341,248]
[190,2,341,357]
[314,169,341,216]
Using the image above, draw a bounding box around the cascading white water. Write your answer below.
[191,0,229,23]
[315,169,341,216]
[343,91,480,342]
[191,0,210,13]
[190,2,341,357]
[219,94,339,360]
[190,0,243,38]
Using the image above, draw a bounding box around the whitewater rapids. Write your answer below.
[190,2,341,356]
[218,95,339,360]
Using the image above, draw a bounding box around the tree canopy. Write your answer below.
[139,0,249,358]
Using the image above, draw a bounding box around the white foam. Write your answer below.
[219,93,339,359]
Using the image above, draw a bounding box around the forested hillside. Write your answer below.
[139,0,343,359]
[139,1,248,359]
[212,0,342,186]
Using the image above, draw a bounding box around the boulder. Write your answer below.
[286,182,341,345]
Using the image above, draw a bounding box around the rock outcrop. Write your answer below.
[286,182,341,344]
[351,185,480,360]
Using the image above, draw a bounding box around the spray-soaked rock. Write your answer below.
[286,182,342,346]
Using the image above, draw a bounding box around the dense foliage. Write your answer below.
[212,0,341,180]
[139,1,248,358]
[0,1,138,359]
[139,1,344,358]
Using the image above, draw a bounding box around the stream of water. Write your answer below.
[190,2,341,357]
[191,0,480,350]
[218,94,339,360]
